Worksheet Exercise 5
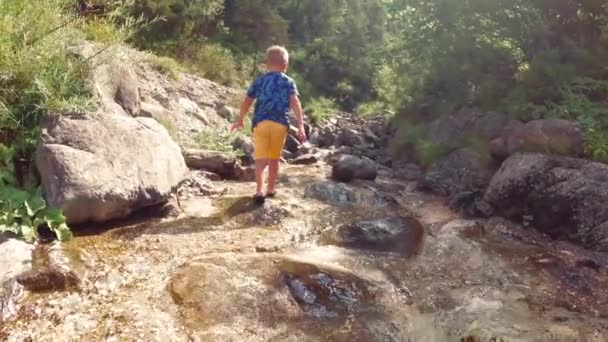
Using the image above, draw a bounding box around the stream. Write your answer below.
[1,162,608,341]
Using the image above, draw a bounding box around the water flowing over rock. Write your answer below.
[326,216,425,255]
[36,112,188,224]
[484,153,608,251]
[305,181,397,208]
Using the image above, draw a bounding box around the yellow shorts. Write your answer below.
[254,120,289,160]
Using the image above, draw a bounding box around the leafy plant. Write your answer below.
[0,144,72,242]
[149,55,184,79]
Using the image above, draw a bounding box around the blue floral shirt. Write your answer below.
[246,72,298,128]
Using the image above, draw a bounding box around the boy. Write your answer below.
[231,46,306,204]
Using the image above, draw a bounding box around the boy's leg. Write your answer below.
[267,122,289,194]
[253,122,271,196]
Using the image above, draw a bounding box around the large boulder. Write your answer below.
[484,153,608,251]
[335,127,364,147]
[428,108,509,148]
[331,155,378,182]
[491,119,584,160]
[423,148,496,217]
[423,148,495,196]
[36,113,188,225]
[183,149,237,178]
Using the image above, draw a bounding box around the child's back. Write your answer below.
[247,71,298,129]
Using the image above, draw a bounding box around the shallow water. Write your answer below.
[2,164,608,341]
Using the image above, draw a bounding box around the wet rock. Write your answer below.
[16,267,79,292]
[0,239,33,282]
[491,119,584,160]
[291,154,318,165]
[328,216,425,255]
[484,153,608,251]
[332,155,377,182]
[37,112,188,224]
[279,258,378,318]
[183,149,237,178]
[231,135,254,156]
[305,181,397,208]
[177,170,220,198]
[233,164,256,182]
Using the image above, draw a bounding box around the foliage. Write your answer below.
[188,43,246,87]
[195,128,238,155]
[305,97,338,125]
[0,144,72,242]
[0,0,93,155]
[149,55,184,79]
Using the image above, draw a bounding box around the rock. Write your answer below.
[183,149,237,178]
[282,149,296,160]
[492,119,584,159]
[16,267,79,292]
[471,111,509,141]
[291,154,318,165]
[423,148,495,197]
[231,135,254,156]
[332,155,377,182]
[284,134,301,153]
[310,126,336,147]
[0,239,33,282]
[114,69,141,116]
[335,128,364,147]
[305,181,397,208]
[215,103,235,120]
[177,171,220,198]
[484,153,608,251]
[391,161,423,181]
[36,113,188,224]
[233,163,256,182]
[328,216,425,255]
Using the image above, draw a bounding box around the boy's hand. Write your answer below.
[231,119,244,132]
[297,125,307,143]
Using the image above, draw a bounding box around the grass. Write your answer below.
[195,127,238,155]
[305,97,338,124]
[149,55,184,80]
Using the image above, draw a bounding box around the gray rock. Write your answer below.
[291,154,318,165]
[329,216,424,255]
[423,148,495,197]
[114,69,141,116]
[215,103,235,120]
[183,149,237,178]
[491,119,584,160]
[233,163,256,182]
[335,128,364,147]
[332,155,377,182]
[36,113,188,224]
[484,153,608,251]
[284,134,301,153]
[232,135,254,156]
[305,181,397,208]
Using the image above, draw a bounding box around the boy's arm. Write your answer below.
[231,96,254,131]
[290,95,306,141]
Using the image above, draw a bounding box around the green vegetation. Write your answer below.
[0,144,72,242]
[195,128,238,155]
[305,97,338,125]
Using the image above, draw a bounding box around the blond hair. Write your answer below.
[265,45,289,65]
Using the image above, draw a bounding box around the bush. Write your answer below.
[149,55,184,79]
[355,101,392,118]
[189,43,245,87]
[305,97,337,125]
[0,0,92,155]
